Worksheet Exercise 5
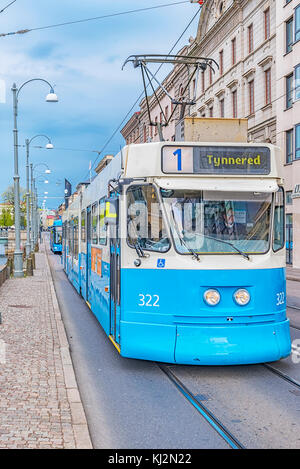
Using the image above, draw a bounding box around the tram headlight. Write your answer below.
[234,289,250,306]
[204,289,220,306]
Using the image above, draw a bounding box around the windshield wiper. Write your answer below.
[171,211,200,261]
[199,233,250,260]
[134,237,149,258]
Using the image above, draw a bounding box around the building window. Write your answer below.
[264,8,270,40]
[295,64,300,101]
[286,191,293,205]
[286,73,294,109]
[219,50,224,75]
[143,125,147,143]
[265,69,271,105]
[286,17,294,53]
[295,5,300,42]
[296,124,300,159]
[232,90,237,118]
[248,24,254,53]
[209,106,213,117]
[220,98,225,118]
[231,37,236,65]
[154,116,158,135]
[249,80,254,115]
[286,129,294,163]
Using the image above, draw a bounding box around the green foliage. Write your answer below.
[0,208,13,227]
[1,185,27,228]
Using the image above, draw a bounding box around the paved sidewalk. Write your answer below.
[0,245,92,449]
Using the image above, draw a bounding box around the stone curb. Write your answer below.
[43,245,93,449]
[287,276,300,283]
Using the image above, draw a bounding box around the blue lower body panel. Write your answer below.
[174,319,291,365]
[120,319,291,365]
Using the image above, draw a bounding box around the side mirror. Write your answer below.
[105,198,118,226]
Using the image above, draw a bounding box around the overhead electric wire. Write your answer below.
[0,0,16,14]
[0,1,189,37]
[83,5,202,180]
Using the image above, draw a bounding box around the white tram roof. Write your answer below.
[63,141,282,218]
[123,142,282,181]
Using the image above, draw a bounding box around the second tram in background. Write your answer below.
[61,137,291,365]
[50,219,63,254]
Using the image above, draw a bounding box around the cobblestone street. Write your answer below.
[0,245,91,449]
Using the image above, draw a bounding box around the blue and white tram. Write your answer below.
[62,142,291,365]
[50,219,63,254]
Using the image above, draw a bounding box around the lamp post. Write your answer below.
[31,168,51,250]
[12,79,58,278]
[25,135,53,257]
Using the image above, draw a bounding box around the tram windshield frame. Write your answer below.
[54,226,62,245]
[160,188,276,256]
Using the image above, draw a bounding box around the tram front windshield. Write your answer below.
[161,189,272,255]
[55,227,62,245]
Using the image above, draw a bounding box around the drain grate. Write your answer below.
[8,305,33,309]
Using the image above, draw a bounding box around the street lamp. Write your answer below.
[12,79,58,277]
[25,135,53,257]
[31,167,52,251]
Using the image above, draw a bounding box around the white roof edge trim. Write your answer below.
[154,178,279,193]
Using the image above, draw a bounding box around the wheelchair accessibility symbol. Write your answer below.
[157,259,166,268]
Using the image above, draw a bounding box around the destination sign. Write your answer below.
[162,146,271,175]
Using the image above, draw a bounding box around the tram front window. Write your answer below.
[55,227,62,245]
[127,184,170,253]
[161,189,273,255]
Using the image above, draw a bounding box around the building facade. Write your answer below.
[276,0,300,267]
[121,0,300,267]
[190,0,277,144]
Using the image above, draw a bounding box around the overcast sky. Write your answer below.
[0,0,200,209]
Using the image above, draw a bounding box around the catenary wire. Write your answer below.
[83,5,202,180]
[0,0,16,14]
[0,1,190,37]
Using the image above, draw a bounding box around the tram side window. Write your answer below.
[70,220,74,256]
[273,188,285,252]
[81,210,86,243]
[99,198,107,245]
[74,217,79,259]
[127,184,170,253]
[92,203,98,244]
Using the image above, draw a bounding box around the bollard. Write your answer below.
[26,257,33,277]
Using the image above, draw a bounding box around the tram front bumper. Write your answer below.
[120,319,291,365]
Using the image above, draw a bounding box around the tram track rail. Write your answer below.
[262,363,300,390]
[158,364,245,450]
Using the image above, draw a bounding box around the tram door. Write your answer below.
[86,206,92,302]
[109,208,121,344]
[286,216,293,265]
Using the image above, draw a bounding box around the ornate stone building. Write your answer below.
[276,0,300,267]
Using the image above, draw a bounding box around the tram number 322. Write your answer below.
[276,292,285,306]
[138,294,160,307]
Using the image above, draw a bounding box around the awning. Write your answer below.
[154,177,279,193]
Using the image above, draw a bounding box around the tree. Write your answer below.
[1,185,27,228]
[0,208,13,227]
